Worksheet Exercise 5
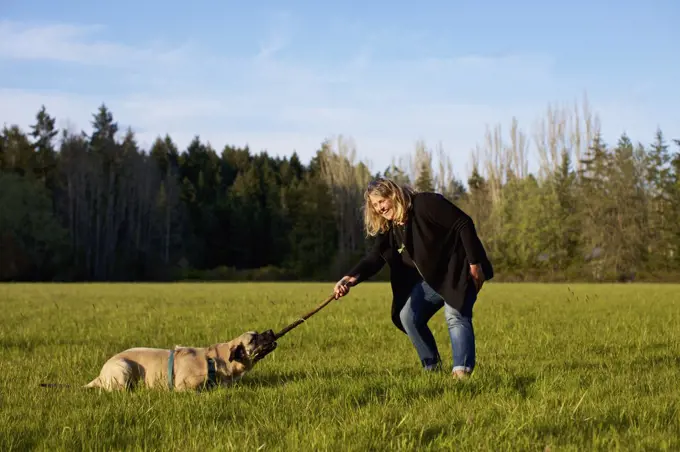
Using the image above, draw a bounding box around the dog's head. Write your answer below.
[226,330,278,369]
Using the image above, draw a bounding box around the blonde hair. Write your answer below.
[363,177,415,237]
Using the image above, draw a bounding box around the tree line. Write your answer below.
[1,98,679,283]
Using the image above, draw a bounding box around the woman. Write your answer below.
[333,177,494,379]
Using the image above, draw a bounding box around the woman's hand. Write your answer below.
[469,264,486,293]
[333,276,357,299]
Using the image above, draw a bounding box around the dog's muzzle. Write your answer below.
[252,330,278,362]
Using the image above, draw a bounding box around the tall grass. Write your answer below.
[1,282,679,450]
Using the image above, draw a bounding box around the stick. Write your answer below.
[273,293,336,340]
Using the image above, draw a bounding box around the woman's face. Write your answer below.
[369,193,394,221]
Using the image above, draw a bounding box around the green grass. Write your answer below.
[1,282,679,451]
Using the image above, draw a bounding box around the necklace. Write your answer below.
[393,222,406,254]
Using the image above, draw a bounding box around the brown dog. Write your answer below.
[83,331,277,391]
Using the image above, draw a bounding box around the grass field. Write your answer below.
[1,282,679,451]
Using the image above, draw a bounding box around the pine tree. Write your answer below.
[29,105,58,188]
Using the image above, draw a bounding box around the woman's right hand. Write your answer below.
[333,276,357,299]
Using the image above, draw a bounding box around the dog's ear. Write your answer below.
[228,343,246,362]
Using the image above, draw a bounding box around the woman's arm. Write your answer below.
[345,232,388,283]
[418,193,487,265]
[334,233,388,299]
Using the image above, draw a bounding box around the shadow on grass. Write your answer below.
[417,422,466,445]
[531,409,653,444]
[642,353,680,367]
[236,367,492,405]
[236,367,389,388]
[509,374,538,399]
[544,351,680,373]
[0,426,41,451]
[478,372,539,399]
[240,367,546,402]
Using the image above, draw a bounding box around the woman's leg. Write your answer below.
[444,285,477,378]
[399,280,446,370]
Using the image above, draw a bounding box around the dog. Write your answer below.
[83,331,277,391]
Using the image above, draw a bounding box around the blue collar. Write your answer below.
[167,349,218,390]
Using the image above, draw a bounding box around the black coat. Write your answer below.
[347,192,494,333]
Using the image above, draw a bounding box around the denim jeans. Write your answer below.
[398,280,477,373]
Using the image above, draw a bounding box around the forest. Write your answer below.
[1,97,679,283]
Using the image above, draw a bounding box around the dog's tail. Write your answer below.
[40,380,100,389]
[83,376,105,389]
[39,382,73,389]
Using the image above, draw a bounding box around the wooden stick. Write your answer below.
[273,293,336,340]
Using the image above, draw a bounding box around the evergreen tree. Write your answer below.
[29,105,59,188]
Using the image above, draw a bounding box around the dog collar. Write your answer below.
[167,350,218,391]
[167,349,176,390]
[204,357,217,390]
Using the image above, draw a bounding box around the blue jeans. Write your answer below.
[398,280,476,373]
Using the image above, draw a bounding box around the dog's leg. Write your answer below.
[85,358,134,391]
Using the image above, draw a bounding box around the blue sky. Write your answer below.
[1,0,678,180]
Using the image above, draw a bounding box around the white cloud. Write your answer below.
[2,19,674,181]
[0,20,189,67]
[254,11,294,60]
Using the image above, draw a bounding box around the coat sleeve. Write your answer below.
[418,193,488,266]
[346,233,387,284]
